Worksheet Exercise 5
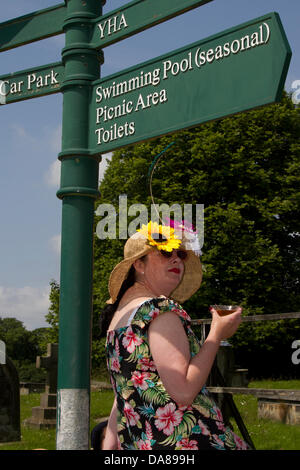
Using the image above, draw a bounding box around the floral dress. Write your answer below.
[106,297,249,450]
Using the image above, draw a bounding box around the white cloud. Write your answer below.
[45,159,61,187]
[0,285,50,331]
[49,125,62,153]
[49,234,61,256]
[10,123,37,147]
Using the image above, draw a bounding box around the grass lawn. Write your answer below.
[0,380,299,450]
[231,380,300,450]
[0,389,114,451]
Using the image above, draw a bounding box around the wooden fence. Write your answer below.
[191,312,300,448]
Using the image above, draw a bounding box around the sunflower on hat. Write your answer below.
[137,221,182,252]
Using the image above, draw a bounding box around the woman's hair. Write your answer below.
[99,264,137,337]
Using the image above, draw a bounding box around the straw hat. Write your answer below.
[107,227,202,304]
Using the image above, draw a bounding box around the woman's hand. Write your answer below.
[209,306,242,342]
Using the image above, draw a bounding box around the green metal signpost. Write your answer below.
[0,2,66,52]
[0,0,291,450]
[90,0,214,49]
[89,12,291,154]
[0,62,64,104]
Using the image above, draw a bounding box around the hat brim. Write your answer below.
[171,250,202,303]
[107,247,202,305]
[107,245,153,304]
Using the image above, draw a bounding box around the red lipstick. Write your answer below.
[168,268,180,274]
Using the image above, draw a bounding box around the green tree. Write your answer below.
[0,317,47,382]
[0,317,36,362]
[44,279,60,344]
[93,93,300,378]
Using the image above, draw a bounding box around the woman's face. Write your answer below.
[135,249,185,296]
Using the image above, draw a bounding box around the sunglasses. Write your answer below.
[160,249,188,260]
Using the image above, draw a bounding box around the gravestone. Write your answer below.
[24,343,58,429]
[0,351,21,442]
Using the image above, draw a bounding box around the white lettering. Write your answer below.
[51,70,59,84]
[135,89,167,112]
[250,32,260,48]
[97,13,128,40]
[262,22,270,44]
[96,99,134,124]
[231,39,240,54]
[27,73,36,90]
[95,121,135,145]
[163,54,193,79]
[0,80,9,96]
[194,23,270,68]
[27,70,58,90]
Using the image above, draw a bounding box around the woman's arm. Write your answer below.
[102,397,118,450]
[148,307,242,406]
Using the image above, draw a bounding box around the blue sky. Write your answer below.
[0,0,299,330]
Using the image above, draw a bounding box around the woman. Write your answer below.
[100,222,248,450]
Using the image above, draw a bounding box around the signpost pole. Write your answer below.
[55,0,103,450]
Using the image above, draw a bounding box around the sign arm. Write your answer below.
[0,2,66,53]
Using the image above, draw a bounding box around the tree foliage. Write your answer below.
[93,93,300,378]
[44,94,300,378]
[0,317,47,382]
[44,279,60,344]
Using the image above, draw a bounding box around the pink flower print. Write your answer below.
[149,308,160,320]
[107,330,115,344]
[216,420,226,432]
[212,434,225,449]
[145,420,153,440]
[177,438,198,450]
[138,357,156,371]
[131,371,151,390]
[123,402,140,427]
[197,419,210,436]
[155,403,183,436]
[137,439,152,450]
[115,336,120,357]
[122,326,143,353]
[212,406,223,422]
[178,405,192,412]
[171,307,191,322]
[110,355,120,373]
[214,407,223,421]
[233,433,248,450]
